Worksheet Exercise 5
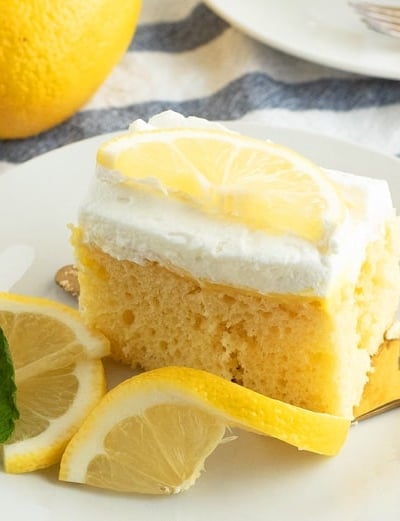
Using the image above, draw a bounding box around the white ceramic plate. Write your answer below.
[205,0,400,80]
[1,123,400,521]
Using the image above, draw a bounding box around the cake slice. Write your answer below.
[72,111,400,418]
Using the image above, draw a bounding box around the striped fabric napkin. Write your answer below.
[1,0,400,173]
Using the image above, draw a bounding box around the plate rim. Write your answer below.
[205,0,400,80]
[2,120,400,178]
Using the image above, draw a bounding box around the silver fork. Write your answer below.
[349,1,400,37]
[354,398,400,422]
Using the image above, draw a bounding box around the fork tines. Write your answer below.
[350,1,400,37]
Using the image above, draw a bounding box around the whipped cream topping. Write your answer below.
[78,111,396,296]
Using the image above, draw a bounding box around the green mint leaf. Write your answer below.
[0,326,19,443]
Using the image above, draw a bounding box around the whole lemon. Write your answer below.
[0,0,142,139]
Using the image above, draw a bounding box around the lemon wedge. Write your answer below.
[97,128,343,244]
[59,366,350,495]
[0,292,110,472]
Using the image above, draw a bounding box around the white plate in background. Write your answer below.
[206,0,400,79]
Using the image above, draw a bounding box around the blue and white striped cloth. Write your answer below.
[1,0,400,173]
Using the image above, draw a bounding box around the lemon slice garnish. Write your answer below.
[97,128,343,245]
[0,292,110,472]
[60,366,350,495]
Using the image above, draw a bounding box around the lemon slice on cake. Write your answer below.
[97,128,343,245]
[59,367,350,495]
[0,292,110,472]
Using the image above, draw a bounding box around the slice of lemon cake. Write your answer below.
[72,111,400,418]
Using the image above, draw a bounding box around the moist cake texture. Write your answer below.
[73,112,400,418]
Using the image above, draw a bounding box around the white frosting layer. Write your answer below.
[78,112,396,296]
